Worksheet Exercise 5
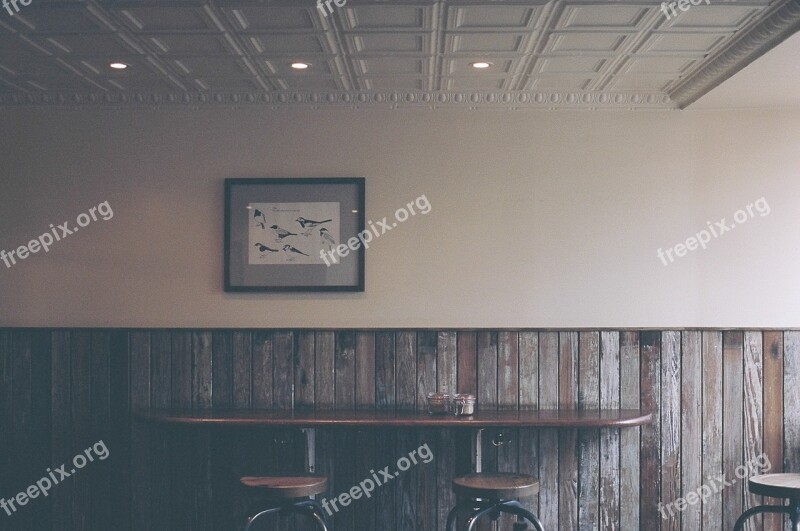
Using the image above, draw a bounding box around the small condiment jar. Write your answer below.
[453,394,476,416]
[427,392,452,415]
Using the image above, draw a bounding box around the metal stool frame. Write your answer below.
[243,498,329,531]
[445,498,545,531]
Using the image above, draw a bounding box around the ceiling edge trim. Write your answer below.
[0,90,674,110]
[670,0,800,109]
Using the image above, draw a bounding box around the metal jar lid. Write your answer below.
[453,393,476,404]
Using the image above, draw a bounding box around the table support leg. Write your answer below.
[302,428,316,474]
[472,428,484,473]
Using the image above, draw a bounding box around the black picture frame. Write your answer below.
[224,178,365,292]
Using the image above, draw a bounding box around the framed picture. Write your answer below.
[225,178,365,292]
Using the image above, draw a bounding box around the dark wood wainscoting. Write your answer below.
[0,329,796,531]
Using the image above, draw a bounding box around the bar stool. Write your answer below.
[241,475,329,531]
[734,473,800,531]
[445,473,545,531]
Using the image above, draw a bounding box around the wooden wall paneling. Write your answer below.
[149,331,172,529]
[129,331,150,531]
[762,331,783,531]
[681,331,702,531]
[702,331,723,531]
[334,331,357,531]
[416,331,438,531]
[11,331,33,531]
[723,331,745,531]
[639,331,661,530]
[251,331,273,409]
[51,331,73,531]
[476,331,498,531]
[313,331,334,529]
[233,331,253,409]
[518,332,540,518]
[170,331,193,530]
[599,331,620,531]
[24,331,51,531]
[784,332,800,530]
[743,331,764,531]
[558,331,579,531]
[497,331,519,531]
[192,331,214,531]
[355,331,377,531]
[457,331,477,397]
[274,331,298,531]
[108,331,131,531]
[70,330,92,531]
[232,331,255,528]
[89,331,111,531]
[538,331,559,529]
[660,331,681,531]
[437,332,458,530]
[396,331,418,530]
[0,331,14,521]
[619,331,640,531]
[577,331,600,531]
[210,331,234,531]
[374,332,396,530]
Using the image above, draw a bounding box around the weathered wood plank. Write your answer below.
[457,331,477,396]
[12,331,33,531]
[762,331,783,531]
[600,331,620,531]
[702,330,723,531]
[437,332,457,531]
[108,331,131,531]
[316,331,335,410]
[417,331,437,411]
[274,331,294,409]
[639,331,661,531]
[784,332,800,530]
[150,331,171,529]
[396,331,418,530]
[619,331,640,531]
[90,331,112,531]
[416,331,439,530]
[497,331,519,531]
[251,331,273,409]
[743,331,764,531]
[681,331,702,531]
[295,331,315,409]
[169,331,193,530]
[538,331,559,530]
[356,331,376,409]
[191,331,213,531]
[396,331,417,410]
[71,330,92,531]
[129,331,150,531]
[660,331,681,531]
[232,331,252,408]
[476,330,498,531]
[578,331,600,531]
[374,332,396,529]
[723,331,745,531]
[519,332,539,518]
[0,330,13,513]
[558,331,579,531]
[355,332,377,531]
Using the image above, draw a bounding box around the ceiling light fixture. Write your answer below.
[291,62,311,70]
[109,62,128,70]
[471,61,492,69]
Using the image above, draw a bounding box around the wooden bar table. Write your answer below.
[136,409,652,474]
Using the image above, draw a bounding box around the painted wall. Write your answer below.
[0,107,798,327]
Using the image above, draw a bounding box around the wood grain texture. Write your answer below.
[660,331,681,531]
[619,331,640,531]
[743,331,764,531]
[639,331,661,531]
[723,331,744,531]
[558,331,579,531]
[519,331,540,519]
[578,331,600,531]
[599,331,620,531]
[784,332,800,530]
[538,331,559,530]
[680,331,702,531]
[762,331,783,531]
[702,331,723,531]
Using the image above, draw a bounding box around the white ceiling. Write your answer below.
[0,0,798,109]
[691,29,800,108]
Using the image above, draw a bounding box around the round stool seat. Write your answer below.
[749,474,800,499]
[452,473,540,500]
[240,475,328,499]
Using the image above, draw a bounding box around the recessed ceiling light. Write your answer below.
[471,61,492,69]
[291,62,311,70]
[109,62,128,70]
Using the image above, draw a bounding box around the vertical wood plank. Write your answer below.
[355,331,377,531]
[457,331,477,396]
[681,331,702,531]
[251,331,273,409]
[192,331,213,531]
[558,331,579,531]
[539,332,559,530]
[90,331,112,531]
[210,331,234,531]
[396,331,418,530]
[108,331,131,531]
[437,331,457,531]
[273,331,294,409]
[783,333,800,529]
[723,331,744,531]
[26,331,52,531]
[169,331,193,531]
[476,330,498,531]
[232,331,252,408]
[578,331,600,531]
[417,331,437,411]
[619,331,640,531]
[375,331,395,410]
[295,331,315,409]
[763,331,784,531]
[640,331,661,531]
[0,330,12,508]
[70,330,92,531]
[374,331,396,530]
[129,332,150,531]
[519,332,540,517]
[743,331,764,531]
[316,331,335,410]
[12,331,33,531]
[416,331,438,530]
[149,332,171,529]
[660,331,680,531]
[702,330,723,531]
[600,331,620,531]
[497,331,518,531]
[334,331,357,530]
[396,331,417,410]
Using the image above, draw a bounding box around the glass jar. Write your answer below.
[427,392,452,415]
[453,394,476,416]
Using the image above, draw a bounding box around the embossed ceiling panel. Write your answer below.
[0,0,797,109]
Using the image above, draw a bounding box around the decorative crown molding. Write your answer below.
[0,90,675,110]
[669,0,800,108]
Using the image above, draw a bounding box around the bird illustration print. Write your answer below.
[253,209,268,229]
[282,244,309,258]
[254,243,279,256]
[319,228,336,251]
[297,217,332,236]
[269,225,297,241]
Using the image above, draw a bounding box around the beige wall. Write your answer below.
[0,106,798,328]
